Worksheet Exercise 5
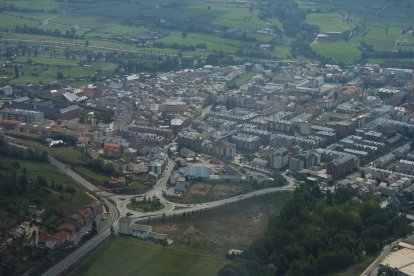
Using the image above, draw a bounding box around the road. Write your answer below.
[361,238,402,276]
[41,155,295,275]
[42,157,119,276]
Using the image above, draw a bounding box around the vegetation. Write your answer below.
[312,41,361,63]
[152,192,292,256]
[0,153,92,230]
[127,196,164,212]
[72,237,228,276]
[0,136,48,162]
[220,183,411,275]
[85,159,119,177]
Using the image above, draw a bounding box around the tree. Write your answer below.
[56,71,64,79]
[14,65,19,78]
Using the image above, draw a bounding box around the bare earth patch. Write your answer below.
[151,192,291,256]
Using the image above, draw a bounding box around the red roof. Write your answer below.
[0,119,19,124]
[104,143,121,149]
[51,127,64,133]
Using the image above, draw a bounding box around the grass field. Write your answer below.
[312,41,361,63]
[73,166,108,185]
[0,52,117,86]
[72,237,228,276]
[306,12,349,33]
[6,138,83,164]
[232,71,257,87]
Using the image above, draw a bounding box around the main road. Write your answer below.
[42,157,119,276]
[42,155,296,275]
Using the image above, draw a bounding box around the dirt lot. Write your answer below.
[150,192,292,256]
[181,182,251,203]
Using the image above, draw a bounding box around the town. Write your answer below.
[1,60,414,275]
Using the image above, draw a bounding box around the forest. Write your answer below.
[219,183,411,275]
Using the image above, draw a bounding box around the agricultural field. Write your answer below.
[312,41,362,63]
[305,12,350,33]
[297,0,414,62]
[72,237,228,276]
[0,0,280,65]
[0,54,117,86]
[0,0,412,77]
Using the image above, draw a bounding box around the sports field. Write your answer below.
[72,237,228,276]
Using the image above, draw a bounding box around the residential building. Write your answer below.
[327,155,358,179]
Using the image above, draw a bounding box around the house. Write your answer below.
[79,208,93,225]
[148,232,167,244]
[38,234,58,249]
[130,224,152,239]
[0,85,12,96]
[85,201,104,218]
[109,176,126,186]
[51,231,71,245]
[57,223,76,234]
[103,143,123,159]
[68,214,84,230]
[27,205,41,215]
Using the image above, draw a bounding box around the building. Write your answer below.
[211,141,236,160]
[230,134,260,151]
[2,108,44,123]
[159,101,187,113]
[271,148,289,170]
[119,217,133,235]
[103,143,123,159]
[379,247,414,276]
[130,224,152,239]
[149,158,167,176]
[327,155,358,179]
[59,105,81,120]
[0,85,12,96]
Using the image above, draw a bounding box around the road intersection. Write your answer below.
[43,156,296,275]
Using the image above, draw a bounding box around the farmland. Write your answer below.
[0,0,413,81]
[72,237,228,276]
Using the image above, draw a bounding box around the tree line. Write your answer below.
[0,137,48,162]
[219,183,411,276]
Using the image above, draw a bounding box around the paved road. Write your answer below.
[40,155,295,274]
[42,157,119,276]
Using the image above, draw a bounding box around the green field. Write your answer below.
[6,138,83,164]
[72,237,228,276]
[232,71,257,87]
[306,12,349,33]
[312,41,362,63]
[0,0,412,82]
